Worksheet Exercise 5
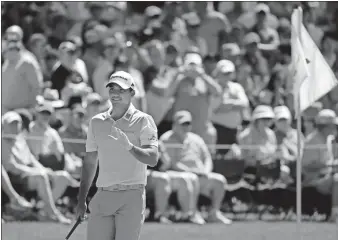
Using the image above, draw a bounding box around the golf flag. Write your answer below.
[294,18,338,114]
[291,10,310,117]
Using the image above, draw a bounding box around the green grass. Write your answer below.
[2,221,338,240]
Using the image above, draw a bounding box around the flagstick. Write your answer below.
[295,6,303,239]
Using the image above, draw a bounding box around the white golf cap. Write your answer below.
[106,71,135,90]
[214,59,235,75]
[274,106,292,120]
[184,52,202,66]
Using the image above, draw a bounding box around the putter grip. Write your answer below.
[65,217,82,240]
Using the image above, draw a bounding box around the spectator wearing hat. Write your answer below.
[163,52,221,149]
[320,30,338,73]
[92,37,121,98]
[160,110,232,224]
[302,109,338,222]
[302,102,323,137]
[274,106,302,166]
[242,32,270,100]
[59,104,87,175]
[173,12,208,57]
[194,2,231,56]
[160,2,186,42]
[84,93,108,126]
[27,104,79,176]
[237,3,279,30]
[2,111,76,224]
[81,20,109,85]
[2,26,43,115]
[221,43,242,68]
[211,60,249,155]
[28,33,48,80]
[238,105,277,170]
[67,35,89,83]
[50,41,78,95]
[302,3,324,47]
[251,4,280,56]
[47,6,71,49]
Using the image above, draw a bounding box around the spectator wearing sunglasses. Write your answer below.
[2,25,43,115]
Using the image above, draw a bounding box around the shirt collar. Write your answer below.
[103,103,136,121]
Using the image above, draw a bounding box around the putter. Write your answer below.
[65,217,83,240]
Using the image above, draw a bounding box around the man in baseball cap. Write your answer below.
[106,71,135,90]
[76,68,159,239]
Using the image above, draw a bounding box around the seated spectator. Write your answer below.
[160,111,232,224]
[238,105,277,172]
[58,104,86,176]
[2,26,43,114]
[211,60,249,155]
[148,141,205,224]
[2,165,33,210]
[274,106,300,164]
[302,109,338,222]
[2,111,77,224]
[27,104,79,175]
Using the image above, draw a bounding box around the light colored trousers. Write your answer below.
[87,188,146,240]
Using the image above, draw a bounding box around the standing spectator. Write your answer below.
[28,33,48,80]
[194,2,231,56]
[241,32,270,101]
[174,12,208,57]
[211,60,249,155]
[160,111,232,224]
[92,37,121,99]
[50,41,78,96]
[47,7,71,49]
[251,4,280,55]
[160,2,186,42]
[302,109,338,222]
[84,93,106,126]
[2,26,43,114]
[67,35,89,83]
[303,102,323,137]
[168,52,222,147]
[237,3,279,31]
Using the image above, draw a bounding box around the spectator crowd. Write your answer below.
[1,1,338,224]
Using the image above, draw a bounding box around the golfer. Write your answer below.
[75,71,159,240]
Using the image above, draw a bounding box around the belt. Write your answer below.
[98,184,145,192]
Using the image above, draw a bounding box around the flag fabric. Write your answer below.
[291,10,310,117]
[292,9,338,114]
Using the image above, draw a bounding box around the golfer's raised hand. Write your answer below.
[109,128,133,151]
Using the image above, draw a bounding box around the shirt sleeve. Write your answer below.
[140,115,158,147]
[86,119,98,152]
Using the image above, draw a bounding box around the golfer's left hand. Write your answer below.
[109,128,134,151]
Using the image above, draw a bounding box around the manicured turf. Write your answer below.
[2,221,338,240]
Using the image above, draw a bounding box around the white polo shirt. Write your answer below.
[86,104,158,187]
